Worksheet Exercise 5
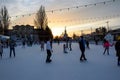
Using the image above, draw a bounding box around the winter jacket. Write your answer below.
[79,38,86,51]
[115,40,120,57]
[10,41,15,49]
[103,41,110,48]
[46,41,52,52]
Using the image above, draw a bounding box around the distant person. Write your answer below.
[46,39,53,63]
[79,36,87,61]
[58,40,60,45]
[86,40,90,49]
[63,44,68,53]
[69,40,72,51]
[0,40,3,58]
[41,41,44,51]
[9,40,16,58]
[94,37,98,45]
[22,38,26,48]
[115,38,120,66]
[103,39,111,55]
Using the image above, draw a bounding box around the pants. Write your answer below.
[46,50,52,62]
[10,48,15,57]
[80,49,86,60]
[103,47,109,55]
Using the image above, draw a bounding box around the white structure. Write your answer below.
[104,33,114,44]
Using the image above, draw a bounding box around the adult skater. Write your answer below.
[0,40,3,58]
[115,37,120,66]
[46,39,53,63]
[79,36,87,61]
[9,40,16,58]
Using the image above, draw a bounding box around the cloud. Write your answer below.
[2,0,120,35]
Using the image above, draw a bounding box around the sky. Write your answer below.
[0,0,120,36]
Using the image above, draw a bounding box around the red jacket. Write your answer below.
[104,42,110,48]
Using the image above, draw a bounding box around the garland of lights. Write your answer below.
[11,14,120,25]
[8,0,116,19]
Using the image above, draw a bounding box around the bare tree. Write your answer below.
[0,20,3,34]
[0,6,10,35]
[34,5,48,30]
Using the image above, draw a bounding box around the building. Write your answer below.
[109,28,120,40]
[12,25,34,39]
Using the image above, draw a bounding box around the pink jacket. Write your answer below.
[104,42,110,48]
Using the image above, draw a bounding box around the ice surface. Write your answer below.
[0,43,120,80]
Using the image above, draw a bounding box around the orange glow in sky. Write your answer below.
[8,0,120,37]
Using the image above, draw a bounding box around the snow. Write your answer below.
[0,43,120,80]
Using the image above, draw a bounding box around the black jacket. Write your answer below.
[115,40,120,57]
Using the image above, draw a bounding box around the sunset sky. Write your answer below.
[0,0,120,36]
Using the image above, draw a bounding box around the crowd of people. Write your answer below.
[0,36,120,66]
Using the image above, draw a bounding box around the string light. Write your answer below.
[11,14,120,27]
[7,0,116,19]
[48,14,120,24]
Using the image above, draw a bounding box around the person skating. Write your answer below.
[46,39,53,63]
[63,44,68,53]
[86,40,90,49]
[69,40,72,51]
[41,41,44,51]
[103,39,111,55]
[22,38,26,48]
[0,40,3,58]
[115,37,120,66]
[9,40,16,58]
[79,36,87,61]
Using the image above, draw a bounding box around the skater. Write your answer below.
[46,39,53,63]
[115,37,120,66]
[69,40,72,51]
[0,40,3,58]
[22,38,25,48]
[63,44,68,53]
[41,41,44,51]
[9,40,16,58]
[79,36,87,61]
[103,39,111,55]
[86,40,90,49]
